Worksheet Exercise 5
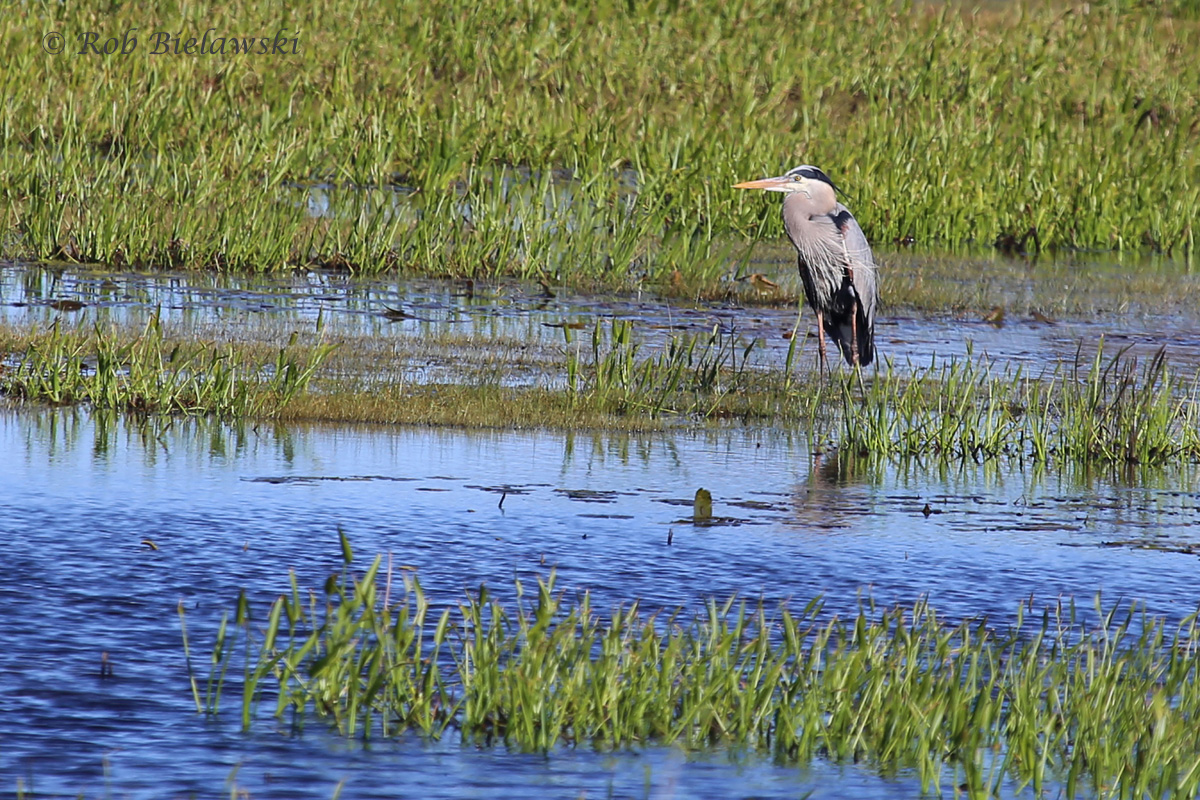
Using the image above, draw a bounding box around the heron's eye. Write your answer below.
[792,175,801,181]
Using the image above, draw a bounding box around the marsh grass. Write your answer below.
[561,322,1200,465]
[564,319,766,416]
[842,342,1200,464]
[2,315,1197,465]
[186,544,1200,798]
[0,315,333,416]
[4,0,1200,286]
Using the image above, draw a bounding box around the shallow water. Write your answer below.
[4,257,1200,380]
[3,256,1200,796]
[3,408,1199,798]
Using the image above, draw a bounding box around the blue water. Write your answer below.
[6,262,1200,380]
[2,407,1199,797]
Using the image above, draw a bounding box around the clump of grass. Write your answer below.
[564,319,768,416]
[839,342,1200,464]
[181,532,451,736]
[0,315,333,417]
[1056,342,1196,464]
[188,540,1200,798]
[560,321,1200,466]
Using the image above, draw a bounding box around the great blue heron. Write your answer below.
[734,165,876,368]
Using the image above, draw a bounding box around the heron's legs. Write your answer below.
[846,265,859,367]
[815,310,828,373]
[850,309,859,366]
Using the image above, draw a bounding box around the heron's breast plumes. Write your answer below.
[783,210,845,300]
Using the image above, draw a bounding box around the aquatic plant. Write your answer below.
[838,342,1200,465]
[558,321,1200,466]
[564,318,763,416]
[188,541,1200,798]
[0,316,333,417]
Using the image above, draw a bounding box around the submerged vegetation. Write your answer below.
[4,0,1200,286]
[184,542,1200,798]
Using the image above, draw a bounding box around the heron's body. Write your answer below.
[735,165,876,368]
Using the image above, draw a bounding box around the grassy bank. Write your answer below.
[183,542,1200,798]
[4,0,1200,286]
[3,316,1198,465]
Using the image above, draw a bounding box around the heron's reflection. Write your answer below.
[789,448,883,530]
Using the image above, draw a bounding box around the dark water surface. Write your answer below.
[3,408,1200,798]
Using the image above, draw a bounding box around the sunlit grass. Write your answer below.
[3,0,1200,287]
[3,316,1198,464]
[840,341,1200,464]
[183,538,1200,798]
[875,250,1200,317]
[0,315,333,417]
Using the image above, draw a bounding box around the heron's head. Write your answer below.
[733,165,840,197]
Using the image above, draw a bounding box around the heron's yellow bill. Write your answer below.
[732,176,791,191]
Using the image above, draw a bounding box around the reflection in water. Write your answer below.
[2,407,1200,798]
[791,448,885,531]
[810,448,884,488]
